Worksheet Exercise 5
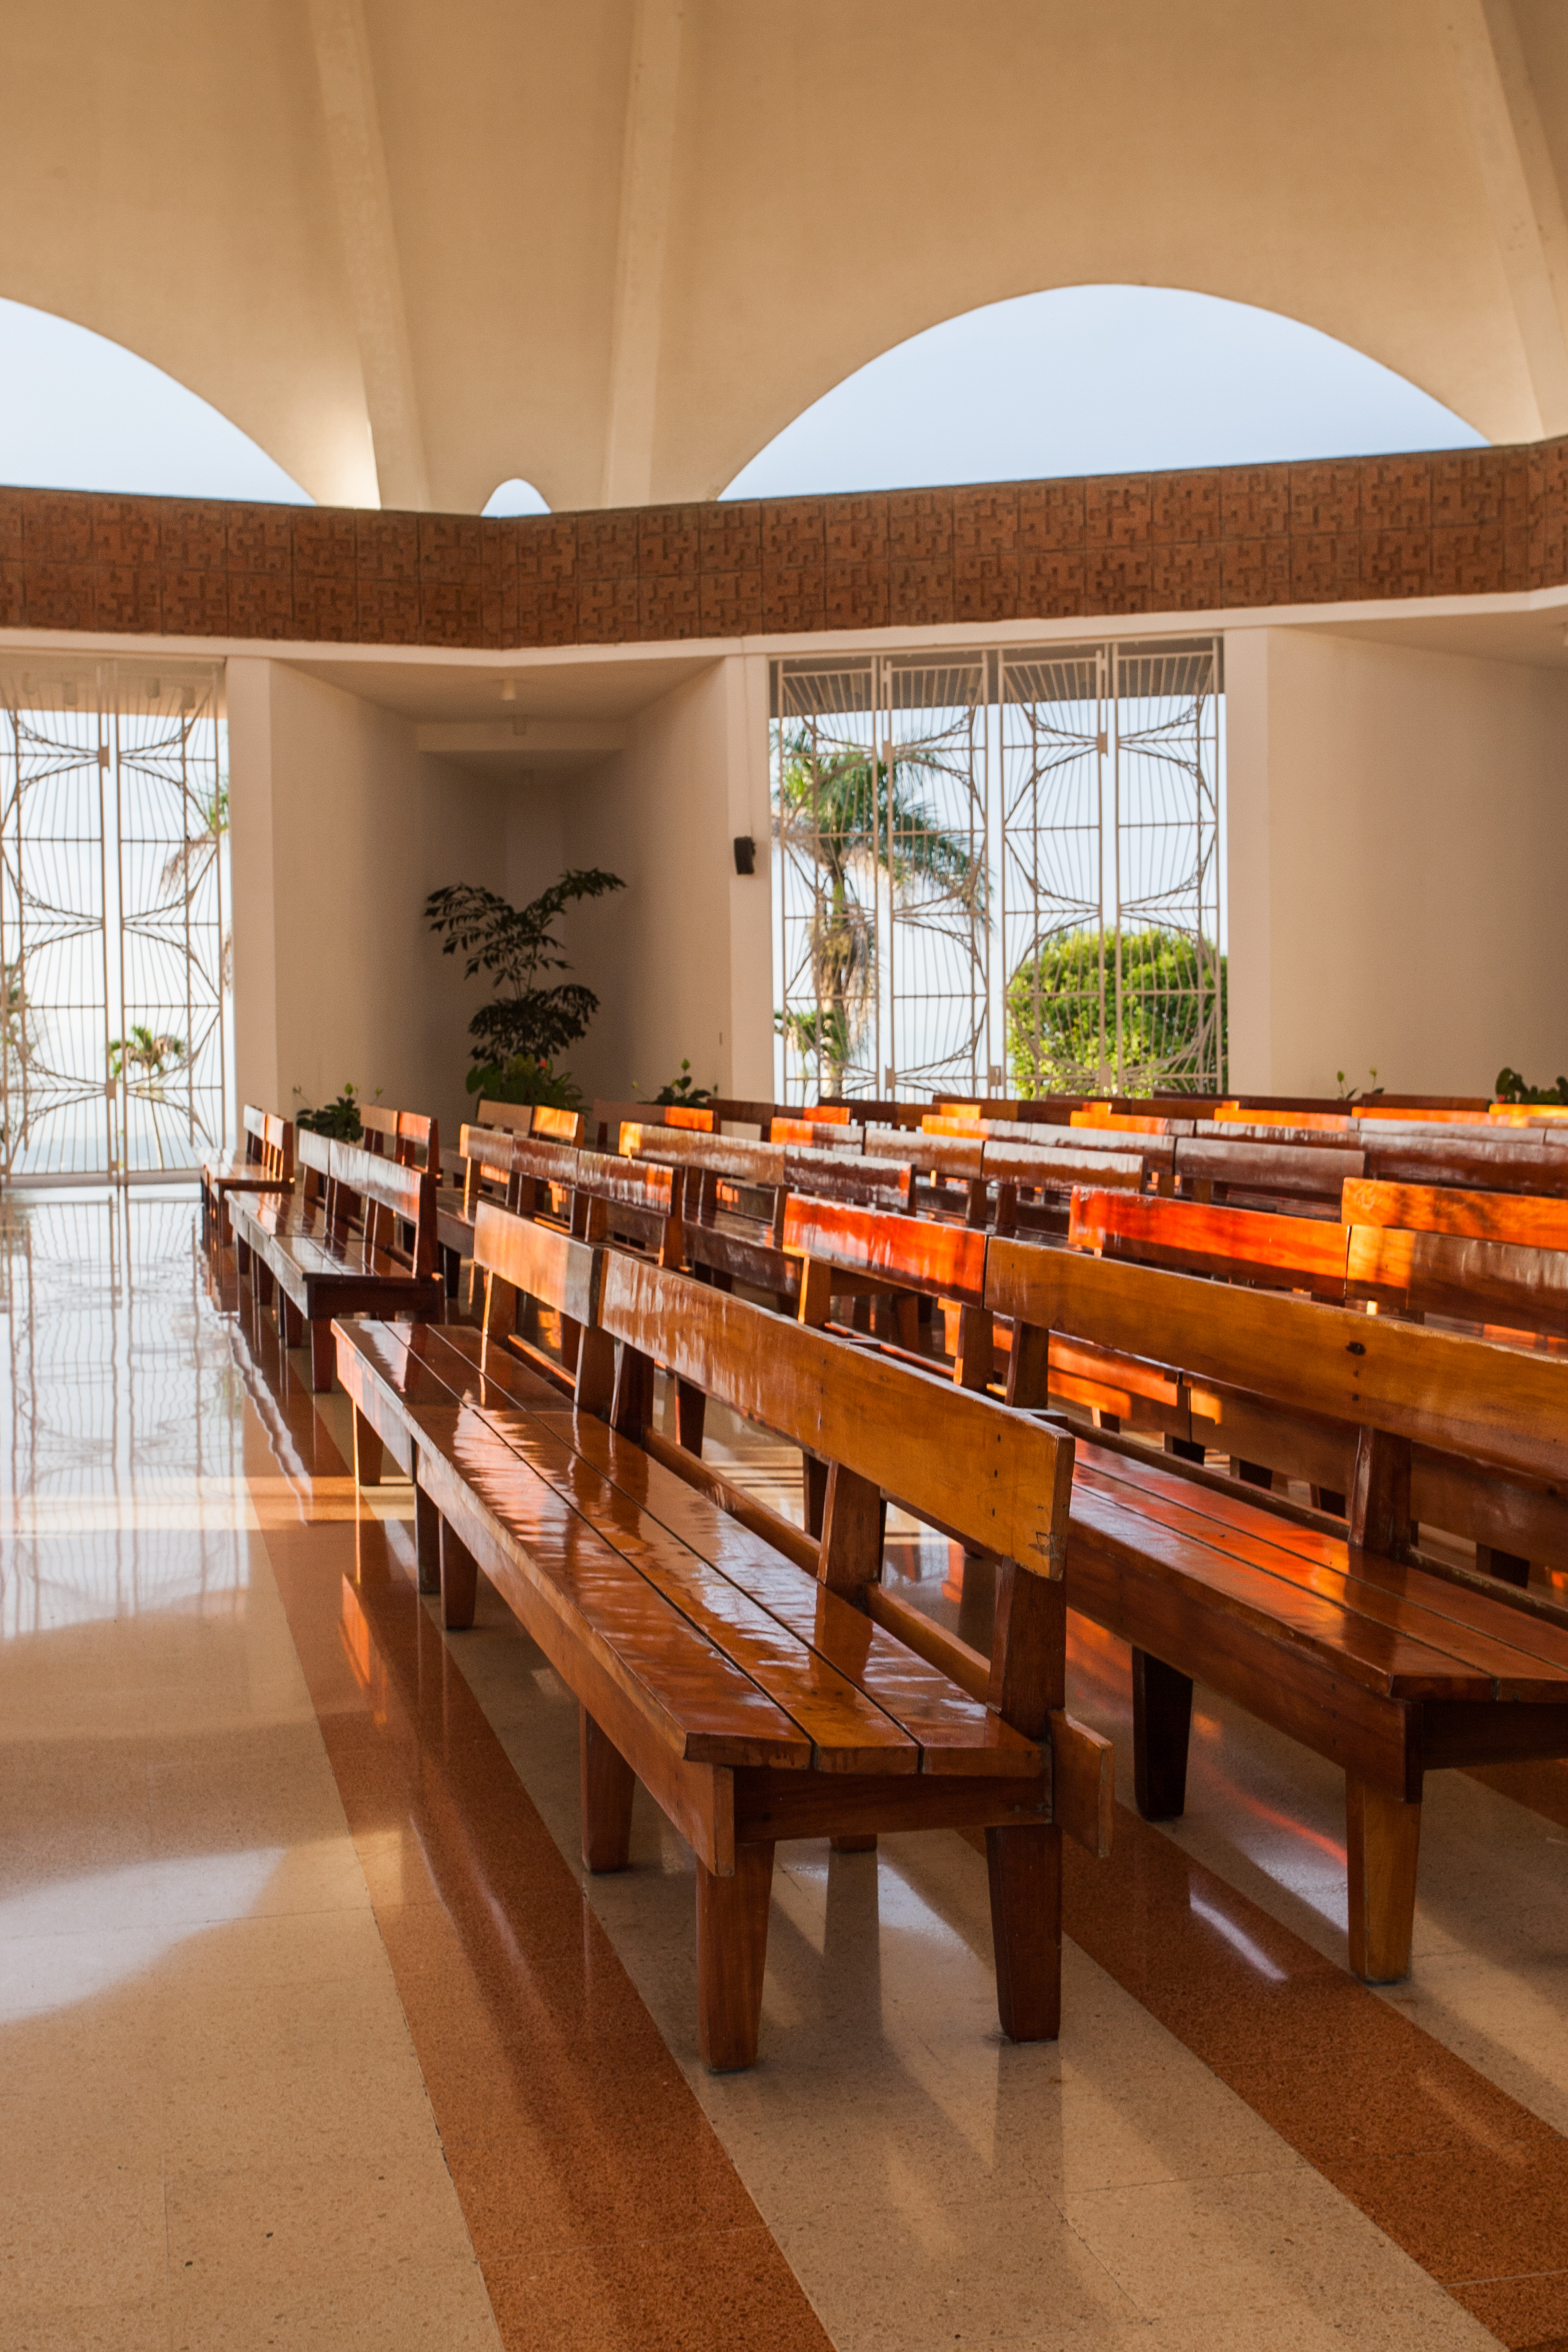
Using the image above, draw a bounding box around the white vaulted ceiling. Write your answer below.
[7,0,1568,515]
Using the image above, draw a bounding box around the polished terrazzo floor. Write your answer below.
[3,1189,1566,2351]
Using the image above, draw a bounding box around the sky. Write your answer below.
[0,284,1484,512]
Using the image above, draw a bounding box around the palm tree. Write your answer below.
[774,728,981,1095]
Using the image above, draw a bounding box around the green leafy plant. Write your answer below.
[109,1026,186,1082]
[642,1059,712,1108]
[294,1083,364,1140]
[464,1057,585,1112]
[1006,925,1224,1096]
[774,730,979,1095]
[425,869,626,1071]
[1334,1067,1383,1100]
[1496,1065,1568,1104]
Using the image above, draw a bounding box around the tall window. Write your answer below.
[0,658,229,1177]
[772,638,1223,1103]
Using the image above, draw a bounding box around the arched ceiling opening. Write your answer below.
[721,287,1487,501]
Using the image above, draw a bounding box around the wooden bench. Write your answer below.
[988,1238,1568,1980]
[232,1132,442,1389]
[201,1104,293,1247]
[334,1200,1106,2069]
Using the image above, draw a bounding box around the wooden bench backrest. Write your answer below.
[663,1104,716,1132]
[873,1126,985,1180]
[297,1127,332,1201]
[983,1137,1146,1193]
[1069,1109,1179,1134]
[1361,1134,1568,1196]
[1177,1137,1365,1195]
[327,1138,436,1275]
[771,1116,865,1148]
[1213,1106,1355,1132]
[1344,1178,1568,1248]
[783,1196,989,1307]
[475,1099,536,1136]
[624,1123,785,1186]
[513,1133,585,1191]
[986,1236,1568,1485]
[531,1104,587,1146]
[571,1147,678,1218]
[262,1112,293,1183]
[242,1102,268,1163]
[458,1122,520,1215]
[1069,1187,1351,1296]
[395,1110,438,1170]
[592,1099,665,1148]
[471,1201,1073,1589]
[358,1104,398,1153]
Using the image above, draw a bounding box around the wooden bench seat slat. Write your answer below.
[1070,1188,1352,1294]
[340,1317,1038,1775]
[409,1400,812,1771]
[1069,1479,1497,1702]
[1077,1438,1568,1679]
[1072,1453,1568,1697]
[1346,1224,1568,1337]
[782,1197,989,1306]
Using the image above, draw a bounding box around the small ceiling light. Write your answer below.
[499,679,517,702]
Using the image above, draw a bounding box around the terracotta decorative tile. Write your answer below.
[824,558,889,630]
[1360,526,1431,595]
[1220,536,1292,606]
[1429,522,1504,595]
[1017,548,1085,616]
[480,518,518,587]
[1289,460,1361,533]
[159,570,230,634]
[638,573,702,639]
[1289,531,1361,601]
[824,495,887,565]
[1431,450,1505,531]
[638,507,701,576]
[418,513,483,583]
[887,556,952,626]
[292,509,358,580]
[516,581,579,648]
[576,512,639,577]
[228,573,293,638]
[159,501,230,572]
[227,507,293,575]
[1085,476,1152,548]
[358,580,422,642]
[701,502,761,572]
[952,550,1020,624]
[0,562,22,627]
[482,589,517,649]
[91,496,160,566]
[1151,471,1220,544]
[1360,456,1433,531]
[24,560,96,629]
[0,488,22,559]
[761,498,826,567]
[419,581,485,646]
[577,575,638,642]
[291,573,358,640]
[1084,546,1153,610]
[886,489,952,562]
[1220,464,1291,538]
[760,565,826,631]
[516,516,577,583]
[1017,480,1085,552]
[357,511,420,581]
[952,485,1019,555]
[1150,542,1224,609]
[699,569,762,636]
[21,491,93,564]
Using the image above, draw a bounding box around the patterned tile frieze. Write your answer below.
[0,437,1561,652]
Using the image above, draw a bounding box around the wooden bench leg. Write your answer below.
[282,1294,304,1349]
[308,1318,336,1393]
[352,1405,383,1488]
[675,1375,706,1455]
[580,1707,636,1871]
[1346,1775,1422,1983]
[1312,1485,1346,1517]
[413,1476,441,1595]
[803,1454,828,1539]
[986,1820,1061,2042]
[1477,1545,1531,1587]
[1132,1648,1193,1821]
[440,1519,479,1630]
[440,1244,460,1304]
[697,1843,775,2072]
[1165,1436,1206,1465]
[255,1257,275,1309]
[1235,1459,1273,1491]
[235,1234,251,1281]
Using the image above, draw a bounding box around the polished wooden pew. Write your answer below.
[201,1105,293,1248]
[335,1201,1102,2069]
[232,1132,442,1389]
[988,1238,1568,1981]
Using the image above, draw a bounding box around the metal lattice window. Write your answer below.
[0,657,230,1178]
[772,637,1223,1103]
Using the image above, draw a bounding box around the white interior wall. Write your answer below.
[227,657,511,1146]
[552,654,773,1105]
[1225,627,1568,1097]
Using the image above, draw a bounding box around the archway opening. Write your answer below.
[481,478,550,516]
[724,285,1484,499]
[0,297,309,501]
